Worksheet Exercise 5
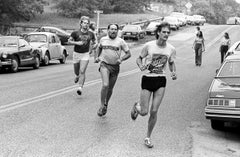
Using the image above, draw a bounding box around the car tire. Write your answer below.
[211,120,224,130]
[42,53,50,66]
[33,56,40,69]
[10,56,19,73]
[59,51,67,64]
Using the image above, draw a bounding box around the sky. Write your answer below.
[236,0,240,3]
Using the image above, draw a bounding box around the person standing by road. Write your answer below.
[95,24,131,117]
[192,31,205,66]
[219,32,231,64]
[68,16,96,95]
[130,22,177,148]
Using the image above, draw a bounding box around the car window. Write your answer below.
[123,25,138,31]
[26,34,47,43]
[19,39,29,47]
[235,43,240,51]
[54,35,61,43]
[51,36,56,43]
[219,61,240,77]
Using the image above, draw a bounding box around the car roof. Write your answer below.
[28,32,56,36]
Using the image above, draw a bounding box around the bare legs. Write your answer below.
[74,60,89,94]
[98,66,118,116]
[134,87,165,147]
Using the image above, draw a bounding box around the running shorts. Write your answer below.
[73,51,90,63]
[141,75,166,92]
[99,61,120,77]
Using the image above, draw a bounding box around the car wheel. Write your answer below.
[33,56,40,69]
[10,56,19,73]
[211,120,224,130]
[42,53,50,66]
[59,52,66,64]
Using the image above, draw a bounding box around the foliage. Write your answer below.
[0,0,47,34]
[53,0,151,17]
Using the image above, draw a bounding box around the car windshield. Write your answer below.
[123,25,139,31]
[0,38,18,47]
[218,61,240,77]
[147,22,159,28]
[26,34,47,43]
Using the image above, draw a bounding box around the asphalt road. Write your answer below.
[0,25,240,157]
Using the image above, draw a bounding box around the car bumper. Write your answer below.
[205,106,240,121]
[0,60,13,67]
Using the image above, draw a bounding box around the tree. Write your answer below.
[53,0,98,18]
[0,0,47,34]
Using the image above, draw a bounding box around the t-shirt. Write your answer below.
[140,40,176,77]
[220,38,231,46]
[70,30,96,53]
[98,36,129,65]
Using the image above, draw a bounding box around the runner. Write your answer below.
[95,24,131,116]
[131,22,177,148]
[68,16,96,95]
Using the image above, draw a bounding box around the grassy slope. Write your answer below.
[15,4,161,30]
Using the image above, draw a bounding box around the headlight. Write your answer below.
[207,98,236,107]
[2,52,8,58]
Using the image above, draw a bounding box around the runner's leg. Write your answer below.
[138,89,152,116]
[147,87,165,138]
[100,66,110,106]
[105,74,118,105]
[78,60,89,87]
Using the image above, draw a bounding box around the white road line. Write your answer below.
[1,26,235,113]
[0,69,140,113]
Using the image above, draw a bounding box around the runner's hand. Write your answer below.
[116,58,122,64]
[171,72,177,80]
[94,57,100,63]
[139,65,147,71]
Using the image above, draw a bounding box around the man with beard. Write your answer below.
[131,22,177,148]
[68,16,96,95]
[95,24,131,116]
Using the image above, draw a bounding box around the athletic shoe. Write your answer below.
[131,102,139,120]
[97,104,108,117]
[77,87,82,95]
[144,137,154,148]
[74,76,79,83]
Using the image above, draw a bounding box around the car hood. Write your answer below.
[209,78,240,98]
[29,42,47,48]
[0,47,17,55]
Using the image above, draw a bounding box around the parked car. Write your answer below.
[226,17,240,25]
[193,15,206,25]
[163,16,180,30]
[122,25,146,40]
[205,54,240,130]
[170,12,187,26]
[25,32,68,66]
[225,41,240,58]
[145,21,161,35]
[0,36,40,72]
[35,26,71,45]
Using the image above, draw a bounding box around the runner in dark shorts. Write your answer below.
[131,22,177,148]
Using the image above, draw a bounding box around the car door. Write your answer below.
[48,35,58,58]
[18,38,34,65]
[53,34,62,58]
